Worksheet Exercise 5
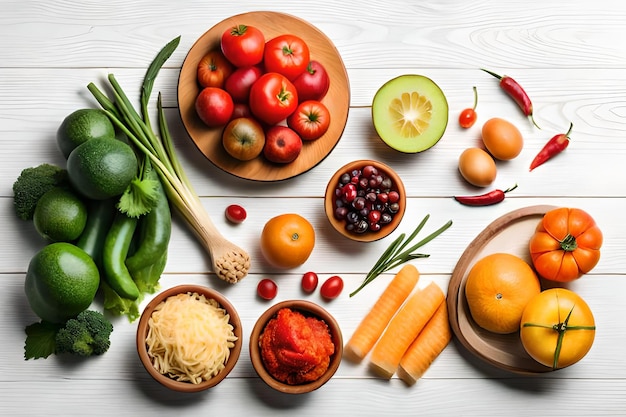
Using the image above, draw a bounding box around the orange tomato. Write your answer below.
[529,207,603,282]
[520,288,596,369]
[196,50,234,89]
[260,213,315,269]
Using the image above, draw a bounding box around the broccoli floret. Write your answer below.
[12,163,69,220]
[55,310,114,356]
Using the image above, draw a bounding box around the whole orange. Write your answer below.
[260,213,315,269]
[464,253,541,334]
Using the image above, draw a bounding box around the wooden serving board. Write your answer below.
[447,205,558,374]
[177,11,350,182]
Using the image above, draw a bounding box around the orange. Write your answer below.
[260,213,315,269]
[464,253,541,334]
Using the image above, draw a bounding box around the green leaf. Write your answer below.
[117,177,159,218]
[24,321,61,360]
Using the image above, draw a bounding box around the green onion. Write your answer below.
[350,215,453,297]
[87,37,250,283]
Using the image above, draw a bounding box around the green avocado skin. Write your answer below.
[24,242,100,323]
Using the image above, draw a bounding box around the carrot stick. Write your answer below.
[369,281,445,379]
[343,264,420,363]
[397,300,451,386]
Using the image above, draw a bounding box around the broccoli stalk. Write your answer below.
[12,163,69,220]
[55,310,113,356]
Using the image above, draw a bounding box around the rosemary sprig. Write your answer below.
[350,214,453,297]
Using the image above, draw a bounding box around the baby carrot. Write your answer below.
[344,264,420,363]
[369,281,446,379]
[397,300,451,386]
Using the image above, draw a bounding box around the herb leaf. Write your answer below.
[350,215,453,297]
[24,321,61,360]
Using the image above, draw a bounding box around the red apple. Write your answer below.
[222,117,265,161]
[195,87,233,127]
[263,126,302,164]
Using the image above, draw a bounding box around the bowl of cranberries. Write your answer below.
[324,160,406,242]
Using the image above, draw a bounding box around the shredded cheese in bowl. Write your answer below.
[145,291,238,384]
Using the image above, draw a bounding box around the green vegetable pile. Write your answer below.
[25,310,113,359]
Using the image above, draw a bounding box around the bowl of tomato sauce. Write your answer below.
[249,300,343,394]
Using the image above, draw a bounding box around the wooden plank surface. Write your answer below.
[1,0,625,415]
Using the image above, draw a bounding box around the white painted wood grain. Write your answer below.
[1,0,625,415]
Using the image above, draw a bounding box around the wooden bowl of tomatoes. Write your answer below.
[249,299,343,394]
[178,11,350,181]
[447,205,599,374]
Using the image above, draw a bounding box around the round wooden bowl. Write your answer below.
[447,205,558,374]
[249,300,343,394]
[177,11,350,181]
[136,285,243,392]
[325,159,406,242]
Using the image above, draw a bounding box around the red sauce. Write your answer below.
[259,307,335,385]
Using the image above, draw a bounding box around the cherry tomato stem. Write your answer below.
[459,86,478,129]
[529,123,573,171]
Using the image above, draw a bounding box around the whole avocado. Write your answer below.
[67,137,138,200]
[24,242,100,323]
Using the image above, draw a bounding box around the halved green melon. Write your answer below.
[372,75,448,153]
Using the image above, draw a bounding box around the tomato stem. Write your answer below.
[560,234,578,252]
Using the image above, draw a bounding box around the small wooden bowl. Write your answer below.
[249,300,343,394]
[325,159,406,242]
[136,285,243,392]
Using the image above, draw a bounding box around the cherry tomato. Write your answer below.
[224,65,263,103]
[459,86,478,129]
[195,87,234,127]
[292,60,330,101]
[287,100,331,141]
[196,50,234,89]
[263,34,310,81]
[257,278,278,300]
[225,204,247,223]
[301,271,319,293]
[320,275,344,300]
[220,24,265,67]
[249,72,299,125]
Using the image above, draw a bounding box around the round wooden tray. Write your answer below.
[447,205,557,374]
[177,11,350,181]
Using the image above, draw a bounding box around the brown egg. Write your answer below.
[481,118,523,160]
[458,147,497,187]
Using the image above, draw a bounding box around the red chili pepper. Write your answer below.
[481,68,540,129]
[529,123,573,171]
[454,184,518,206]
[459,86,478,128]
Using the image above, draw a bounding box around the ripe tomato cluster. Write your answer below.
[195,24,332,164]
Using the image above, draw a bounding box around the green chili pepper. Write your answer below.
[76,198,116,268]
[125,165,171,273]
[102,212,140,300]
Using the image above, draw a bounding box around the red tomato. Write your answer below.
[231,103,252,120]
[249,73,299,125]
[220,24,265,67]
[225,65,263,103]
[196,50,234,89]
[263,34,310,81]
[301,271,319,293]
[292,60,330,101]
[195,87,234,127]
[287,100,331,141]
[257,278,278,300]
[320,275,343,300]
[225,204,247,223]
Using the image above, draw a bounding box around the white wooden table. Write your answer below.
[2,0,625,415]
